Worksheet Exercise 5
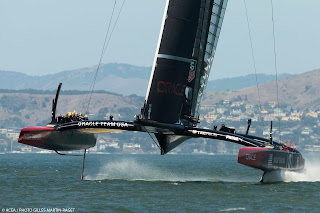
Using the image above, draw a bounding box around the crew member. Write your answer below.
[79,112,84,121]
[57,114,64,123]
[219,124,235,134]
[67,112,73,122]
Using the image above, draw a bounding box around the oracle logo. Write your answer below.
[157,81,186,97]
[246,154,256,161]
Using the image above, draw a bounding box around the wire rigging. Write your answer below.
[243,0,265,128]
[146,130,161,150]
[82,0,117,113]
[270,0,282,142]
[82,0,127,114]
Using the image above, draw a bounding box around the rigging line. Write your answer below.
[243,0,265,128]
[141,124,160,150]
[85,0,127,114]
[81,0,117,113]
[270,0,282,143]
[145,131,161,151]
[146,131,161,151]
[102,0,127,60]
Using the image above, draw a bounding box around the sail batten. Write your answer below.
[157,54,192,63]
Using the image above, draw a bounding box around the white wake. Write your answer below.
[263,156,320,182]
[83,155,320,182]
[282,156,320,182]
[83,158,214,182]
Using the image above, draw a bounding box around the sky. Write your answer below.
[1,0,320,80]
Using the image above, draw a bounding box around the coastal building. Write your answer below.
[230,101,244,107]
[6,132,19,141]
[0,129,8,134]
[200,105,216,111]
[123,143,141,153]
[216,107,226,114]
[306,112,318,118]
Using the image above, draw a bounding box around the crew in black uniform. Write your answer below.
[219,124,235,134]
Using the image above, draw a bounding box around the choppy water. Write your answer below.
[1,153,320,212]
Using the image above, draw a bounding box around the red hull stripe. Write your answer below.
[18,126,54,148]
[237,147,269,169]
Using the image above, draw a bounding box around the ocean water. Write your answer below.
[1,153,320,212]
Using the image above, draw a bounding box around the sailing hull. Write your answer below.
[18,126,96,151]
[237,147,304,172]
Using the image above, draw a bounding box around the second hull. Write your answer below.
[237,147,304,172]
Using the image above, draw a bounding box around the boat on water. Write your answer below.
[18,0,304,181]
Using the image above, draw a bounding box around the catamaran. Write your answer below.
[18,0,304,181]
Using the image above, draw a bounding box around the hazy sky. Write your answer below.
[1,0,320,80]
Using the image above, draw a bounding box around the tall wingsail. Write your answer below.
[143,0,228,126]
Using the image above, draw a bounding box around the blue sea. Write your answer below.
[1,153,319,212]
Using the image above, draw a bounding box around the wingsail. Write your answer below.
[143,0,228,127]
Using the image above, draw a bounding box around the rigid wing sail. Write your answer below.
[18,0,304,180]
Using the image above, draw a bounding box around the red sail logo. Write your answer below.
[157,81,186,97]
[187,70,195,82]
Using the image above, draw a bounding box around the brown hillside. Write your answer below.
[1,69,320,128]
[0,93,143,127]
[202,69,320,110]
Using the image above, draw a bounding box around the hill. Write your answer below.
[0,63,151,96]
[0,63,292,96]
[202,69,320,110]
[206,73,292,91]
[0,91,144,128]
[0,68,319,129]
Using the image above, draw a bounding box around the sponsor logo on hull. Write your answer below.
[190,130,243,142]
[78,121,133,128]
[273,156,286,165]
[191,130,218,137]
[246,153,256,161]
